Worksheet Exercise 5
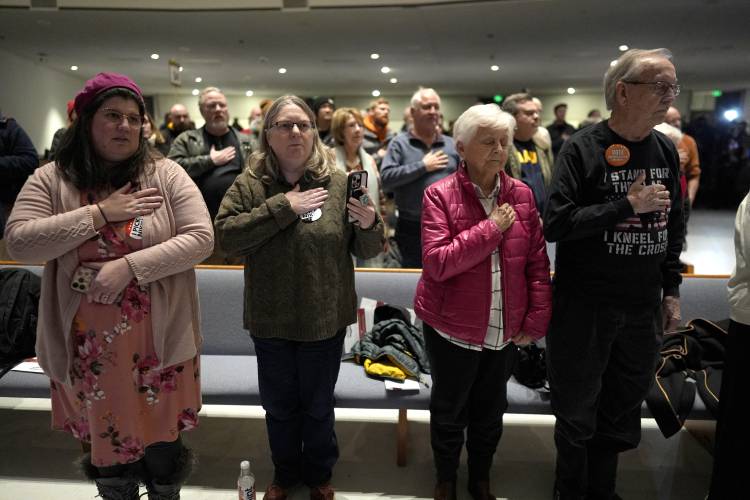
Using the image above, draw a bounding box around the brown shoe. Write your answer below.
[310,482,335,500]
[468,480,496,500]
[434,481,457,500]
[263,483,289,500]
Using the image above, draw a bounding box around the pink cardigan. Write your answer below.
[414,163,551,344]
[5,159,214,384]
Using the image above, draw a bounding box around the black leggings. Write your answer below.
[96,436,183,480]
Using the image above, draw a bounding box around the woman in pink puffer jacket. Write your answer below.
[414,104,551,500]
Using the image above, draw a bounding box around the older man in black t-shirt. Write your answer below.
[169,87,255,220]
[169,87,255,263]
[544,49,684,500]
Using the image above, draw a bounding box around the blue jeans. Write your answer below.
[252,330,345,488]
[395,218,422,268]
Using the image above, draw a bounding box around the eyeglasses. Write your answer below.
[269,121,315,134]
[418,103,440,111]
[623,81,681,97]
[99,108,143,128]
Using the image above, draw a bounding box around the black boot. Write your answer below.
[434,481,457,500]
[143,445,196,500]
[586,447,618,500]
[77,453,140,500]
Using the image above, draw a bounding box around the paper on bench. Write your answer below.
[359,297,417,332]
[11,359,44,374]
[384,379,420,391]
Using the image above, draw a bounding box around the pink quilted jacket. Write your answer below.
[414,162,552,345]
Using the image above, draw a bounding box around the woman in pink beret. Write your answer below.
[5,72,213,499]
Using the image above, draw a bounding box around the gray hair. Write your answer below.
[604,48,673,110]
[198,86,224,108]
[410,87,440,108]
[453,104,516,145]
[501,93,534,116]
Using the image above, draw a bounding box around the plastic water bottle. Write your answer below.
[237,460,256,500]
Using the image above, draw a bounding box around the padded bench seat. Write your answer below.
[0,264,726,465]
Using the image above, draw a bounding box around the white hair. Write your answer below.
[654,122,683,147]
[410,87,440,108]
[604,48,673,110]
[453,104,516,144]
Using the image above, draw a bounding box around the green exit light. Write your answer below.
[493,94,504,103]
[712,90,723,97]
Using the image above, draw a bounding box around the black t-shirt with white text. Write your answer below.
[543,120,684,304]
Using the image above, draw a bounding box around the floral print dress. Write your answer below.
[50,199,201,467]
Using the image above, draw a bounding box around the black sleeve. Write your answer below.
[543,144,634,242]
[661,141,685,297]
[0,119,39,184]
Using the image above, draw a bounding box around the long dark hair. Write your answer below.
[56,87,155,190]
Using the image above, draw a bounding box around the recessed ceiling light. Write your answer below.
[610,59,618,67]
[390,78,398,84]
[380,66,391,74]
[195,77,202,83]
[245,90,254,97]
[567,87,576,95]
[70,65,78,71]
[192,89,199,96]
[619,44,629,52]
[178,66,184,72]
[372,90,381,97]
[370,53,380,60]
[278,67,287,74]
[490,65,500,71]
[150,53,160,60]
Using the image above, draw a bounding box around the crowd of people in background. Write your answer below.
[4,84,750,268]
[2,79,750,267]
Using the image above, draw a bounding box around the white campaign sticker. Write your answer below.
[129,216,144,240]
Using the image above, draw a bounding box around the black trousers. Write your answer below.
[547,293,662,499]
[97,436,183,480]
[423,323,518,484]
[708,319,748,499]
[395,218,422,268]
[253,330,345,488]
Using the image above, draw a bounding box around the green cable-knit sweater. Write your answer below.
[215,166,384,341]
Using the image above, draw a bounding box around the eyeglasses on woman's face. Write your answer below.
[269,121,315,134]
[98,107,144,128]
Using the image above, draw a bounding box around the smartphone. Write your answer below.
[70,266,97,293]
[346,171,369,223]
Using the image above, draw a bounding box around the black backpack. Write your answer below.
[512,343,549,391]
[0,268,41,378]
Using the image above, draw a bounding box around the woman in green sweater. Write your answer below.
[215,95,384,500]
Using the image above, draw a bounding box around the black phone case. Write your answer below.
[346,171,368,222]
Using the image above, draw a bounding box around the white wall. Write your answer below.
[0,49,85,154]
[534,92,607,128]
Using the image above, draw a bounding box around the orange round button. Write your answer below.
[605,144,630,167]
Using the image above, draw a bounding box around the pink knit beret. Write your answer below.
[74,72,143,115]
